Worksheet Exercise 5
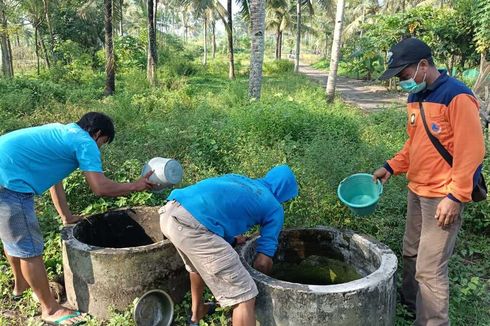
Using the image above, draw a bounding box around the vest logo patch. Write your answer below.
[410,113,416,125]
[431,122,442,134]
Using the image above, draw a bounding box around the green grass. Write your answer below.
[312,58,383,80]
[0,54,488,325]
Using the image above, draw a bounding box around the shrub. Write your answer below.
[263,59,294,74]
[0,78,67,116]
[114,35,147,71]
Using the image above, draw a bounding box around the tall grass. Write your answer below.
[0,50,488,325]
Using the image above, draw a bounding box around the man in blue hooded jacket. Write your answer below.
[159,165,299,326]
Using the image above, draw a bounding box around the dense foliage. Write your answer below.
[312,0,490,81]
[0,47,488,324]
[1,0,489,325]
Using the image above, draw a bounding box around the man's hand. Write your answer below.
[234,235,249,245]
[62,214,84,225]
[253,253,273,275]
[132,170,156,192]
[435,197,461,227]
[85,171,156,197]
[373,167,392,184]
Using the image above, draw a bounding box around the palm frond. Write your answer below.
[342,12,375,39]
[239,0,250,22]
[415,0,441,7]
[77,0,98,20]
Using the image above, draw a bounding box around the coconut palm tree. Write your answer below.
[203,9,209,65]
[266,0,290,60]
[187,2,213,65]
[342,0,379,40]
[22,0,50,73]
[326,0,345,102]
[154,1,173,33]
[180,0,233,76]
[128,0,158,86]
[42,0,56,63]
[308,1,335,58]
[248,0,266,99]
[225,0,235,78]
[210,11,218,58]
[211,0,235,78]
[147,0,157,86]
[104,0,115,95]
[118,0,124,35]
[201,8,220,63]
[0,0,13,77]
[77,0,122,94]
[293,0,315,72]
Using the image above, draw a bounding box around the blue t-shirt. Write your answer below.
[168,165,298,257]
[0,123,103,195]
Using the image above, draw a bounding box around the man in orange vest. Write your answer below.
[373,38,485,325]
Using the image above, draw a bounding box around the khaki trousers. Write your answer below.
[159,200,258,307]
[401,190,463,326]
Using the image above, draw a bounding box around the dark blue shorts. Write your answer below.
[0,186,43,258]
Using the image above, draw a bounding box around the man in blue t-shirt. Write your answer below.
[159,165,298,326]
[0,112,154,325]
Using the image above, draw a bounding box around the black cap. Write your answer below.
[378,38,432,80]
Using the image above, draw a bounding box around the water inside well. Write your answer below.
[271,255,362,285]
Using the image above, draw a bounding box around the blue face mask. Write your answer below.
[399,62,427,93]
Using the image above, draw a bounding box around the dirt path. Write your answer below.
[297,62,406,112]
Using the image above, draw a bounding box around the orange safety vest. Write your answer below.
[385,71,485,202]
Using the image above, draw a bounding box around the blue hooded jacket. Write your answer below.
[167,165,298,257]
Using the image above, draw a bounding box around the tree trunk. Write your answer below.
[119,0,124,36]
[40,34,51,68]
[324,31,329,59]
[203,15,207,65]
[35,25,40,75]
[445,55,454,76]
[248,0,266,99]
[104,0,115,95]
[43,0,56,63]
[227,0,235,79]
[461,56,466,73]
[275,27,280,60]
[147,0,157,86]
[0,0,13,77]
[278,31,282,59]
[294,0,301,72]
[473,52,490,97]
[473,52,490,131]
[211,20,216,59]
[183,11,189,42]
[326,0,345,102]
[153,0,158,32]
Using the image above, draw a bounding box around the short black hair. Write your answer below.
[77,112,115,143]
